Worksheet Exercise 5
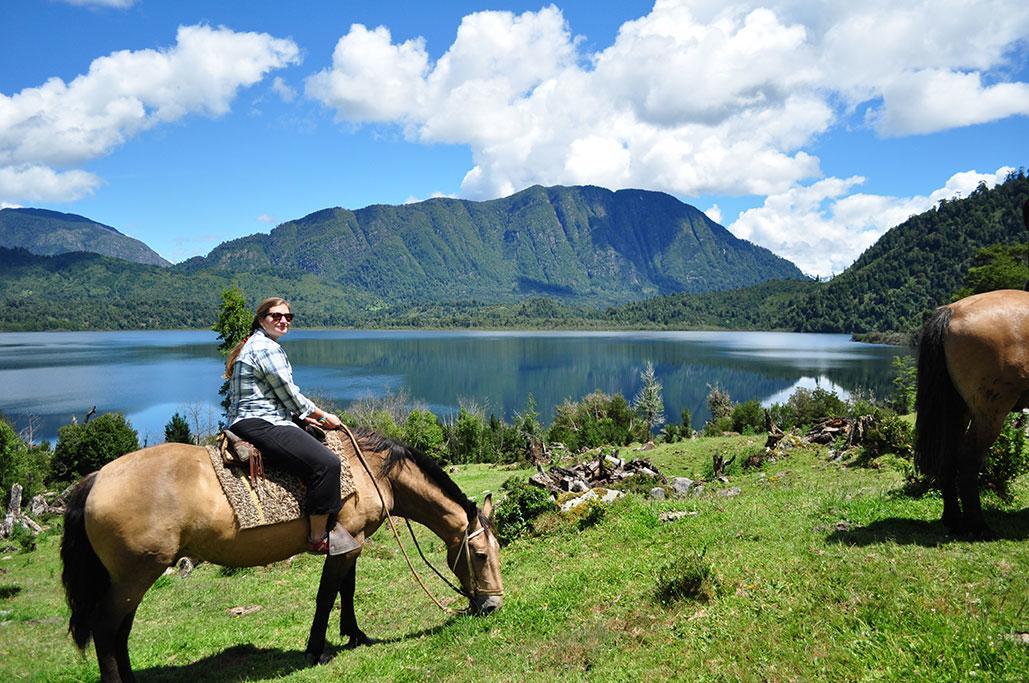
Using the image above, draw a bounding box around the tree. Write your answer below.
[213,285,251,419]
[632,361,665,435]
[53,413,139,481]
[164,412,194,444]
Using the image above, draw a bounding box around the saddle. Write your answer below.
[218,421,328,487]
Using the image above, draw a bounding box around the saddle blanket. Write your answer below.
[206,429,357,530]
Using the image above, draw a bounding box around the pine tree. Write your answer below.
[212,285,251,421]
[164,412,194,444]
[632,361,665,435]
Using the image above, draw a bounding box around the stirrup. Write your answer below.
[328,526,361,556]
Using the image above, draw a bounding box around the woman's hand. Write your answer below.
[306,410,342,430]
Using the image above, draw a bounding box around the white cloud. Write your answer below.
[306,2,1029,201]
[256,213,276,223]
[271,76,297,102]
[704,204,722,224]
[0,164,101,202]
[0,24,300,205]
[729,166,1014,277]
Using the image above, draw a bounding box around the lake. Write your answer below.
[0,329,910,445]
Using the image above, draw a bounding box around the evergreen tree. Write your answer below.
[632,362,666,435]
[212,285,251,420]
[164,412,194,444]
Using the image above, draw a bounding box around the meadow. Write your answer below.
[1,436,1026,682]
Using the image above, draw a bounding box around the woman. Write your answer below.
[225,297,358,555]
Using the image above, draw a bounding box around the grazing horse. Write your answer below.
[61,431,503,682]
[915,289,1029,538]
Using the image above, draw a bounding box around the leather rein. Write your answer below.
[338,424,502,614]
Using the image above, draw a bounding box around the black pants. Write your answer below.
[231,418,342,517]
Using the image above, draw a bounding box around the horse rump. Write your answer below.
[914,305,967,481]
[60,472,110,651]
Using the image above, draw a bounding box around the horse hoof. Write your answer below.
[345,632,378,649]
[305,651,334,666]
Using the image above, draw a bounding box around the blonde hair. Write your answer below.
[223,297,291,379]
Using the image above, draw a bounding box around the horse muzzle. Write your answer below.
[469,594,502,615]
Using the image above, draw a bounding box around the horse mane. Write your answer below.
[353,429,477,519]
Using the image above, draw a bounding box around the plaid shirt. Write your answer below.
[227,329,316,427]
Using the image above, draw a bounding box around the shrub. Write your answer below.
[655,548,714,604]
[769,387,848,430]
[890,356,917,414]
[492,477,554,545]
[861,409,913,460]
[703,415,734,437]
[547,390,645,452]
[403,409,445,459]
[731,400,765,435]
[447,406,494,464]
[0,418,53,500]
[982,413,1029,502]
[706,385,733,421]
[576,500,607,530]
[53,413,139,482]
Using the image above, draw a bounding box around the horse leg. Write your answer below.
[957,414,1006,540]
[339,558,376,648]
[304,554,349,665]
[939,449,962,534]
[91,578,154,683]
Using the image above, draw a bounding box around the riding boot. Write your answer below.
[328,524,361,556]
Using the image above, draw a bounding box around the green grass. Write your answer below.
[1,446,1027,682]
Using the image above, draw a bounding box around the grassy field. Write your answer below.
[1,436,1027,682]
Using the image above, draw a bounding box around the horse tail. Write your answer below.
[60,472,110,651]
[914,305,966,480]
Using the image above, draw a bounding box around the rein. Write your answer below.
[338,424,488,615]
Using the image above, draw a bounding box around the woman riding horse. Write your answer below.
[224,296,358,555]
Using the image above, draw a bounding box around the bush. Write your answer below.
[655,548,715,604]
[403,409,445,459]
[0,418,53,500]
[576,500,607,530]
[768,387,848,430]
[703,415,734,437]
[446,406,494,464]
[706,385,733,421]
[861,409,913,460]
[547,390,645,452]
[492,477,555,545]
[982,413,1029,502]
[53,413,139,481]
[731,400,765,435]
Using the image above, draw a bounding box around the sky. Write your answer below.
[1,0,1027,277]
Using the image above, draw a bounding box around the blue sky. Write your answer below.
[2,0,1027,276]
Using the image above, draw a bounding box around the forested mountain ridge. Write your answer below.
[178,185,806,304]
[605,170,1029,333]
[0,208,170,267]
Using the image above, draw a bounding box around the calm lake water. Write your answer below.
[0,329,910,445]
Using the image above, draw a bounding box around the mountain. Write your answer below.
[604,169,1029,333]
[180,185,806,304]
[0,208,170,267]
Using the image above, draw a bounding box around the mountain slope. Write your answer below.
[0,208,170,266]
[180,185,806,304]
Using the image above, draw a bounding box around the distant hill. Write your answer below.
[180,185,807,304]
[0,208,170,267]
[604,169,1029,333]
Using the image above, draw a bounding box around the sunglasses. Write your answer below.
[265,312,294,323]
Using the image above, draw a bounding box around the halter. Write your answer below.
[341,424,502,613]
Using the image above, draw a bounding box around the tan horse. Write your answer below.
[915,289,1029,538]
[61,431,504,682]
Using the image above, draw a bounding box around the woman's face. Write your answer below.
[259,303,292,340]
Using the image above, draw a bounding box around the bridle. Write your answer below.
[341,424,503,613]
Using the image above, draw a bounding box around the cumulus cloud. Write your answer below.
[0,24,300,205]
[306,2,1029,201]
[729,167,1014,277]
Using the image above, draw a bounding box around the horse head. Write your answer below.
[448,493,503,615]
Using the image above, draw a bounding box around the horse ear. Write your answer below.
[482,493,494,522]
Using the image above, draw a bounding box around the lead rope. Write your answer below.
[338,424,463,615]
